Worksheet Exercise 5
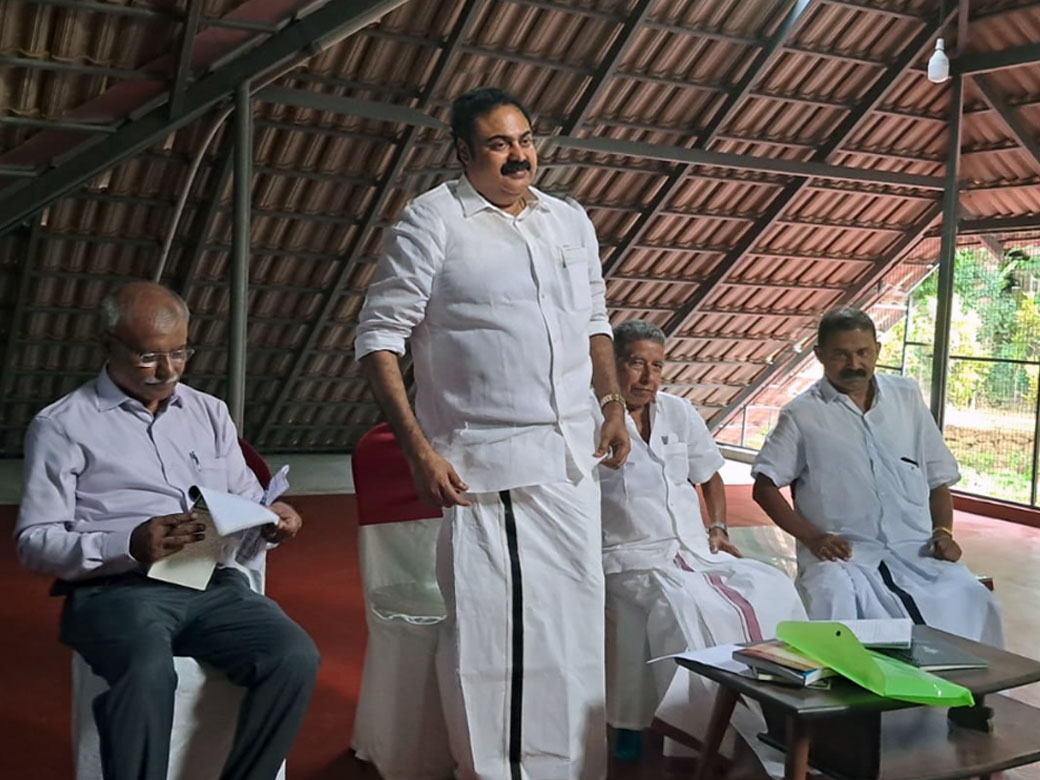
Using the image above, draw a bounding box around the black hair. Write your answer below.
[817,307,877,347]
[450,87,532,154]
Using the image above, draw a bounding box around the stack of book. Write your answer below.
[732,640,835,688]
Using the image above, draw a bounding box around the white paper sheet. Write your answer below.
[650,643,747,674]
[146,511,222,591]
[193,486,278,536]
[840,618,913,648]
[262,465,290,506]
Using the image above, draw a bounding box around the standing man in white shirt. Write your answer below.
[752,307,1002,645]
[356,87,630,780]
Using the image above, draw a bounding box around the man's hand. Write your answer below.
[708,527,742,557]
[806,532,852,562]
[129,512,207,565]
[260,501,303,544]
[409,449,471,508]
[595,407,630,469]
[928,529,962,562]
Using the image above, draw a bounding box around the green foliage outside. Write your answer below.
[883,245,1040,504]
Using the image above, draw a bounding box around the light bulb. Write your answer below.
[928,37,950,84]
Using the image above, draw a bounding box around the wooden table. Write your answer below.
[678,626,1040,780]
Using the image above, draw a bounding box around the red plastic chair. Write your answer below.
[239,438,272,490]
[349,423,453,780]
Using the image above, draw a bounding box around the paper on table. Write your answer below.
[841,618,913,648]
[146,510,221,591]
[650,643,747,674]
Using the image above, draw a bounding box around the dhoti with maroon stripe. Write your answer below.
[436,476,606,780]
[606,551,806,738]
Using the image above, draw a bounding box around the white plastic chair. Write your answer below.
[349,423,453,780]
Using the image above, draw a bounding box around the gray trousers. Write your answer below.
[60,568,319,780]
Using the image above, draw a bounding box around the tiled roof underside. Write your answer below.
[2,0,1040,454]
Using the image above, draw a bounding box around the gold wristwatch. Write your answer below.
[599,392,626,410]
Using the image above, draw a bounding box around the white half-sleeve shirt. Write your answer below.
[356,176,611,493]
[752,374,960,567]
[598,392,724,574]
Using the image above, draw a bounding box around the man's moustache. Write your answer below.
[839,370,867,379]
[501,160,531,175]
[143,377,178,386]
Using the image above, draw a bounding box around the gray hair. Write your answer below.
[99,282,190,333]
[613,320,666,358]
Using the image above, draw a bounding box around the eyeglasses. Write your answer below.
[108,333,196,367]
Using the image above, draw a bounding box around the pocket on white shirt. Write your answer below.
[560,245,592,311]
[662,441,690,483]
[894,458,929,506]
[196,456,229,491]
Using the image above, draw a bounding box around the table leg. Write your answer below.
[693,686,739,780]
[784,716,811,780]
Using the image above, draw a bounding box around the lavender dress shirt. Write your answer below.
[15,368,263,582]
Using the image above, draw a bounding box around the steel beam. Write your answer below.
[228,82,252,430]
[254,0,487,447]
[0,0,411,237]
[21,0,281,32]
[170,0,204,120]
[972,74,1040,174]
[554,136,945,189]
[256,86,447,129]
[0,55,165,81]
[0,116,118,133]
[929,73,964,427]
[955,43,1040,75]
[561,0,656,134]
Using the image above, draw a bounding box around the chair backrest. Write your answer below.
[352,423,441,526]
[239,438,272,489]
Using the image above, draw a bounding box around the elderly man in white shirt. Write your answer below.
[752,307,1002,645]
[356,87,630,780]
[598,321,805,750]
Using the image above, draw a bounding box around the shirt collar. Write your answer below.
[95,366,183,412]
[455,174,547,218]
[816,375,881,407]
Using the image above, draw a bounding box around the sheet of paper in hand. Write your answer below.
[147,487,278,590]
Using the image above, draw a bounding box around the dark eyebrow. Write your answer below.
[485,131,532,143]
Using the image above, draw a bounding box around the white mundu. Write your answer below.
[599,391,805,736]
[357,176,610,780]
[752,374,1003,646]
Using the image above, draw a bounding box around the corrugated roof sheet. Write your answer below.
[2,0,1040,454]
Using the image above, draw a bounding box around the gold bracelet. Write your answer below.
[599,392,626,410]
[932,526,953,537]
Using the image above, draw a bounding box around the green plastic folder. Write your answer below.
[776,621,975,707]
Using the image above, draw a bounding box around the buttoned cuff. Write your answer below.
[103,528,140,571]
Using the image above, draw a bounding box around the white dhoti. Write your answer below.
[799,547,1003,647]
[606,552,806,738]
[436,476,606,780]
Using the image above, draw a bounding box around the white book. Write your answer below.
[841,618,913,648]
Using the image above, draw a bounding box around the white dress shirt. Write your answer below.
[599,392,725,575]
[16,369,263,581]
[751,373,960,568]
[356,175,611,493]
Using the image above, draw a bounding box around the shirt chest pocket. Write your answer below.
[194,455,229,491]
[559,246,592,312]
[894,458,929,506]
[662,441,690,484]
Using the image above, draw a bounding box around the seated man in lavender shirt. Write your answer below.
[14,282,319,780]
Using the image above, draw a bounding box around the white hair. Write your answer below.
[98,284,190,333]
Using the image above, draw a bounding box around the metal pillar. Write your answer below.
[228,81,251,430]
[929,73,963,427]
